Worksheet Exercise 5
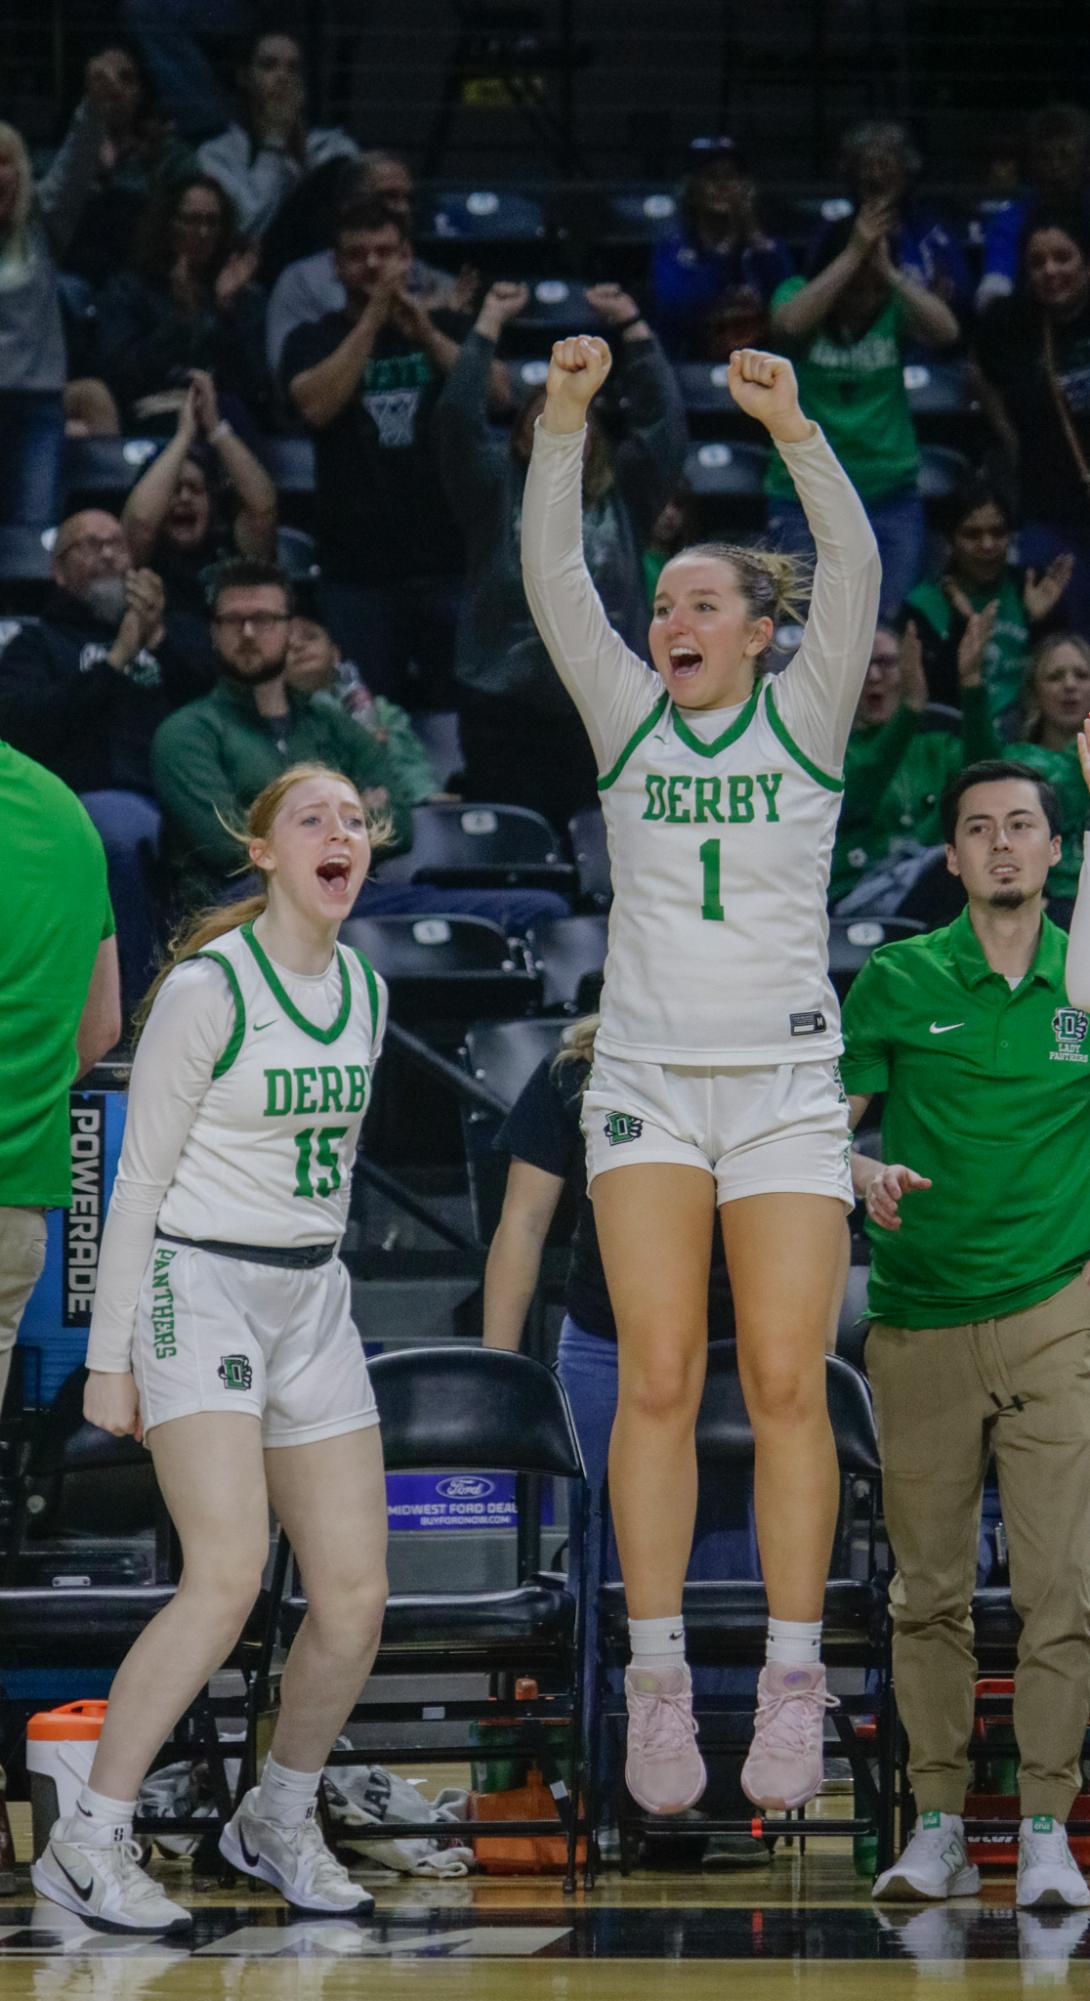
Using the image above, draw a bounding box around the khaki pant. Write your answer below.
[0,1205,47,1409]
[867,1273,1090,1820]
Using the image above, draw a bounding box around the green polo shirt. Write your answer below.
[840,907,1090,1328]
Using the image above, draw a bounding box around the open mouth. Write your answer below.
[669,645,703,681]
[316,858,351,891]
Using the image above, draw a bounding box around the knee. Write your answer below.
[305,1570,388,1656]
[619,1345,704,1427]
[741,1351,825,1430]
[180,1549,267,1646]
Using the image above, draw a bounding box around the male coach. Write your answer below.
[841,759,1090,1912]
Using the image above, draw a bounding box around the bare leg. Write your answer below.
[721,1193,846,1622]
[592,1165,716,1620]
[89,1413,269,1801]
[263,1426,388,1771]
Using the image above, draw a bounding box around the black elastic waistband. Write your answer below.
[155,1232,336,1270]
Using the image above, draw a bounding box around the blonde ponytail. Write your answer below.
[681,541,814,652]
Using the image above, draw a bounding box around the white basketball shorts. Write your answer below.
[132,1240,379,1446]
[582,1050,853,1209]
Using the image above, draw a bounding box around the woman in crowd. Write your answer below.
[0,56,127,523]
[992,633,1090,926]
[816,119,969,320]
[34,764,389,1933]
[62,39,194,290]
[120,368,276,672]
[904,477,1073,733]
[768,200,959,616]
[974,210,1090,630]
[98,173,269,431]
[651,137,793,361]
[437,280,687,831]
[197,30,358,240]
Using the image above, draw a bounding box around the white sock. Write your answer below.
[919,1809,964,1833]
[766,1617,823,1667]
[628,1614,686,1675]
[73,1784,136,1840]
[255,1754,323,1828]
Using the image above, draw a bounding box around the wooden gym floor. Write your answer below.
[3,1802,1089,1997]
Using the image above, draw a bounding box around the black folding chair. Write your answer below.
[340,915,541,1033]
[526,915,608,1014]
[567,808,611,910]
[591,1346,894,1881]
[259,1346,591,1891]
[826,916,925,1001]
[0,1369,271,1851]
[377,803,575,897]
[461,1017,570,1248]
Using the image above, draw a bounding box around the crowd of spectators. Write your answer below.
[4,20,1090,1024]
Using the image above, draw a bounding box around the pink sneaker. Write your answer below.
[741,1663,836,1811]
[624,1664,707,1815]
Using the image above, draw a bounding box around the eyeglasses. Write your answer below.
[57,533,127,560]
[213,611,290,633]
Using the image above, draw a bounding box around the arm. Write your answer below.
[521,334,665,772]
[600,312,689,531]
[83,961,232,1439]
[770,202,895,342]
[878,244,960,349]
[189,372,277,558]
[75,936,121,1079]
[482,1160,566,1350]
[741,356,880,773]
[34,96,105,256]
[436,284,527,519]
[1066,734,1090,1007]
[287,299,386,427]
[150,711,243,877]
[121,391,199,565]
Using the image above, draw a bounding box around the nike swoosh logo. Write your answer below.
[929,1022,965,1035]
[253,1021,276,1032]
[54,1852,95,1903]
[239,1832,262,1869]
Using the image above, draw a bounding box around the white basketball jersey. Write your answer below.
[596,678,843,1066]
[157,923,385,1247]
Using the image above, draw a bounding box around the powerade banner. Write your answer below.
[385,1472,553,1531]
[17,1089,126,1403]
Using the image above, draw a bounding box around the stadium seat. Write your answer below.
[276,524,319,579]
[462,1017,570,1243]
[376,802,575,895]
[903,357,972,418]
[683,439,769,499]
[266,1344,590,1891]
[61,436,158,509]
[826,916,925,1000]
[836,1259,872,1371]
[593,1344,894,1876]
[417,186,547,243]
[568,807,611,908]
[675,361,739,418]
[919,444,972,503]
[259,433,316,493]
[411,709,463,791]
[0,530,54,615]
[526,914,607,1013]
[340,915,541,1029]
[0,1370,267,1841]
[917,701,962,732]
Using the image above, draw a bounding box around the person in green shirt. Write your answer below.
[995,632,1090,922]
[283,612,442,805]
[767,200,959,615]
[831,612,997,908]
[842,758,1090,1908]
[904,476,1073,734]
[0,743,121,1406]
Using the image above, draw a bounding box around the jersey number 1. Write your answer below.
[699,838,725,923]
[293,1126,348,1199]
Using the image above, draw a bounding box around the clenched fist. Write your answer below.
[542,335,612,435]
[727,349,812,443]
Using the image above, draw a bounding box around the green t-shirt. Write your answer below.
[0,743,115,1208]
[906,571,1030,733]
[766,277,918,502]
[1001,740,1087,902]
[841,909,1090,1327]
[832,689,996,903]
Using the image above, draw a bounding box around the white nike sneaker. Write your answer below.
[219,1790,374,1915]
[1017,1816,1090,1909]
[872,1811,981,1901]
[30,1816,192,1932]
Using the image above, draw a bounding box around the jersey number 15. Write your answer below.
[292,1125,349,1199]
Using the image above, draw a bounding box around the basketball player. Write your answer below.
[33,764,389,1932]
[522,341,879,1817]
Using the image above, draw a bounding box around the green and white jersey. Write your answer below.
[522,420,881,1066]
[160,922,384,1247]
[86,922,387,1374]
